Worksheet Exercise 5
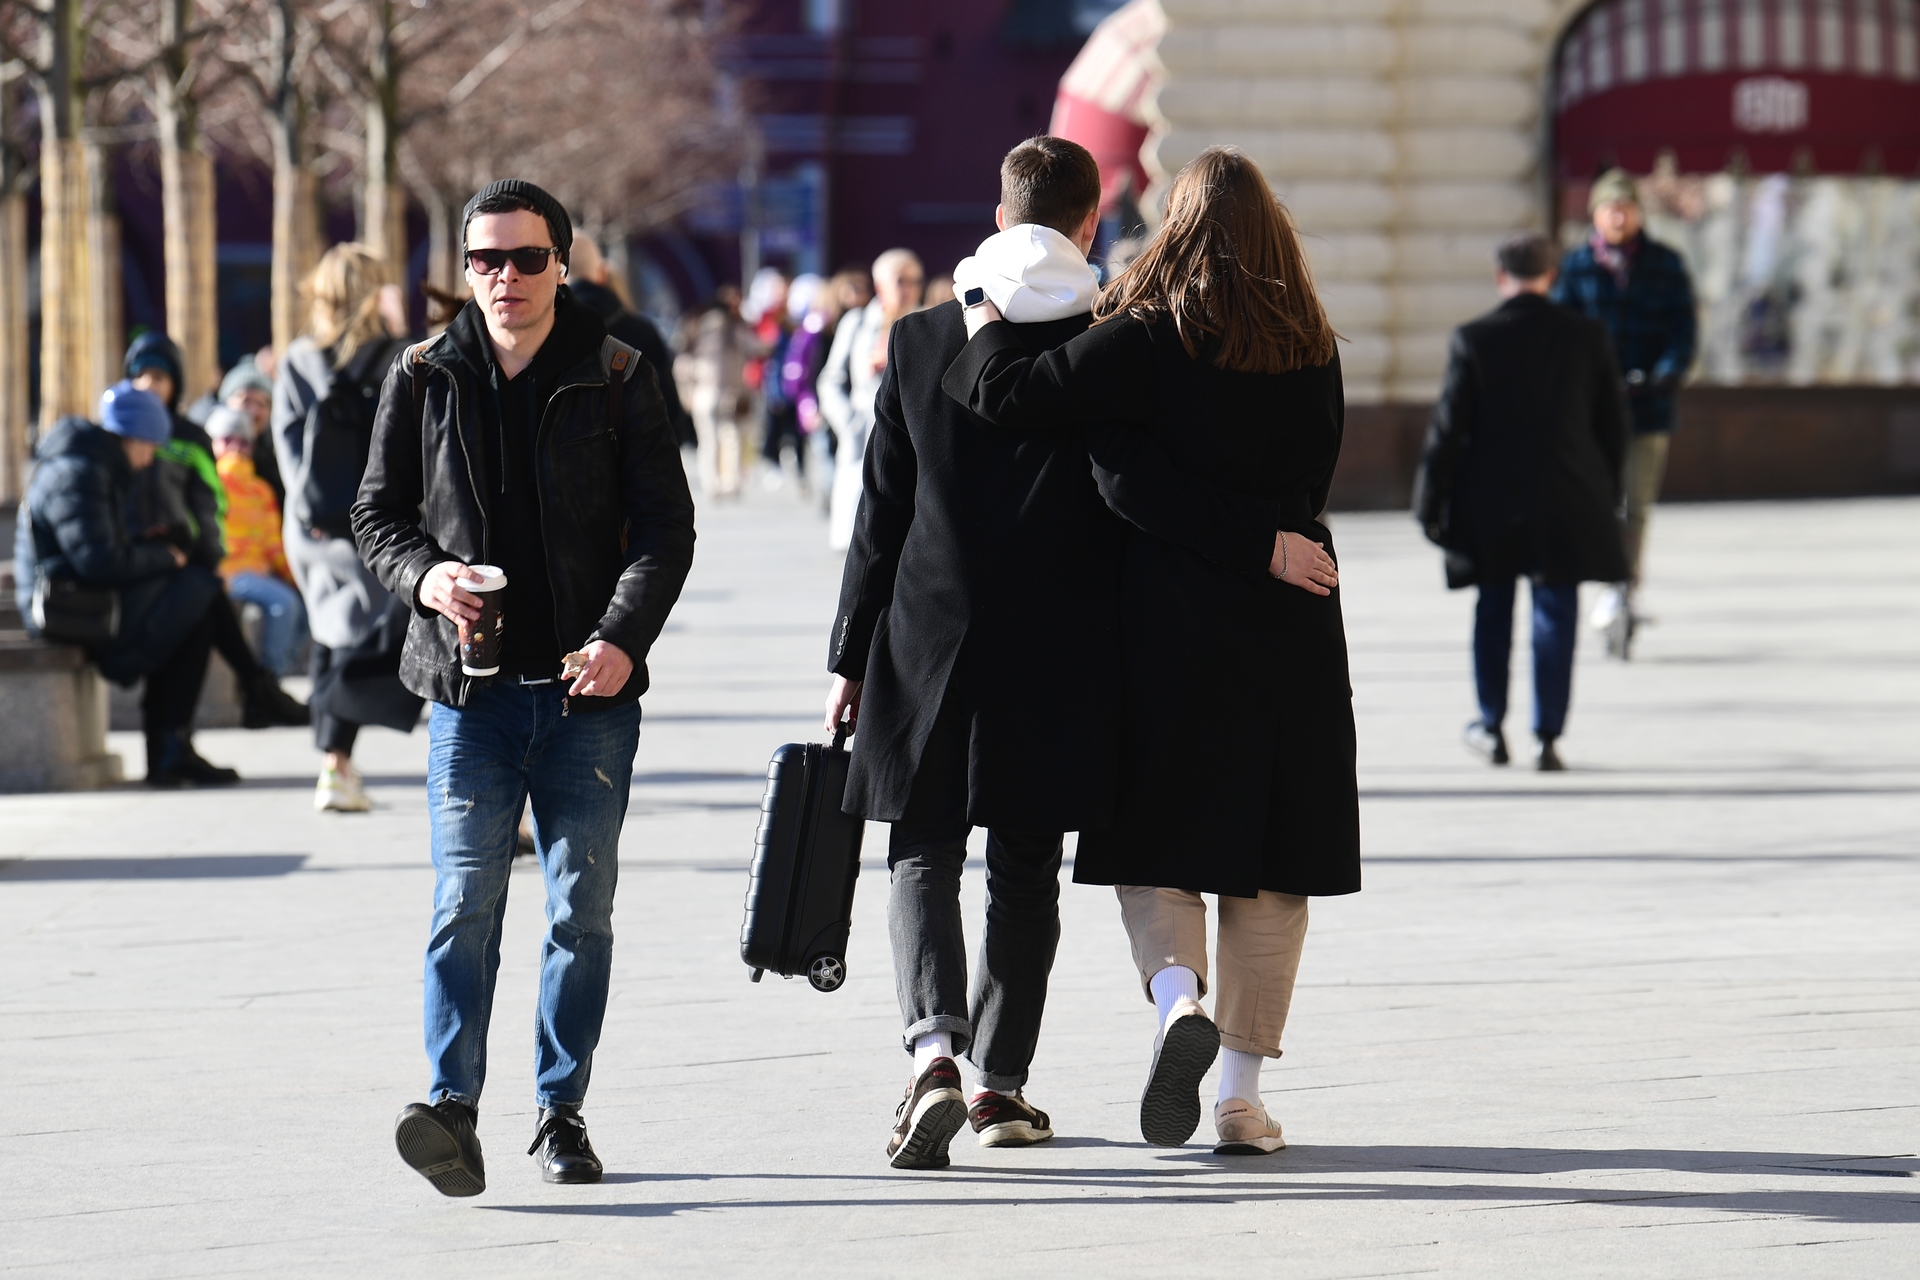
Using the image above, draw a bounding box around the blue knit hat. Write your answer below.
[99,382,172,444]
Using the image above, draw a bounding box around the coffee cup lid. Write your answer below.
[461,564,507,591]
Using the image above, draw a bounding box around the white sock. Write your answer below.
[912,1032,953,1076]
[1148,965,1201,1033]
[1219,1048,1264,1107]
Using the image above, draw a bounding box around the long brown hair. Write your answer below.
[1095,147,1337,374]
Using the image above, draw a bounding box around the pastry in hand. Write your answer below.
[561,650,589,680]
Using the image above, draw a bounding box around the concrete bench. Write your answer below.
[0,638,125,792]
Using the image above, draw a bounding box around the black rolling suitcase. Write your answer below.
[741,724,865,991]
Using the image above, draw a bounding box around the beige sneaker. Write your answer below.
[315,763,372,813]
[1213,1097,1285,1154]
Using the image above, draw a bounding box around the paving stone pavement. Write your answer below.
[2,487,1916,1278]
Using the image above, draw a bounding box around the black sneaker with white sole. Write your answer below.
[395,1099,485,1197]
[528,1104,603,1184]
[887,1056,967,1169]
[969,1090,1054,1147]
[1140,1001,1221,1147]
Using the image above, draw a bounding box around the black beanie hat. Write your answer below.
[461,179,573,267]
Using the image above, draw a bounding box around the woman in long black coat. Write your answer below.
[944,147,1358,1156]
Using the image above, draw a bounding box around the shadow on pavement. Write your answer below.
[474,1147,1920,1224]
[0,854,309,880]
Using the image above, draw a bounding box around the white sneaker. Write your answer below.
[315,763,372,813]
[1213,1097,1285,1154]
[1588,583,1626,631]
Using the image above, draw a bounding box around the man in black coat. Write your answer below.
[1414,231,1631,772]
[824,137,1285,1168]
[353,180,695,1195]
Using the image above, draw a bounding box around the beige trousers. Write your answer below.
[1117,886,1309,1058]
[1622,431,1670,586]
[690,391,745,498]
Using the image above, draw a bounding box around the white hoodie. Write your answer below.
[951,224,1101,324]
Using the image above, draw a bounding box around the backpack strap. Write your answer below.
[407,341,431,431]
[602,336,635,438]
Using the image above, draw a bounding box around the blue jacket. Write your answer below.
[14,417,179,621]
[1551,235,1696,434]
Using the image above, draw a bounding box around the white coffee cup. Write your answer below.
[458,564,509,676]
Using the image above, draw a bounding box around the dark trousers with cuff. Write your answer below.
[1474,576,1579,740]
[888,821,1062,1094]
[886,683,1063,1093]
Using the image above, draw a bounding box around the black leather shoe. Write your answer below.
[243,674,310,729]
[145,732,241,787]
[395,1099,486,1197]
[528,1104,603,1184]
[1537,738,1567,772]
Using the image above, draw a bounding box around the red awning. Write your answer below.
[1050,0,1164,211]
[1554,0,1920,177]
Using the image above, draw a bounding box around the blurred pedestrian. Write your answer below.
[820,249,922,549]
[1552,169,1696,659]
[16,385,303,786]
[355,180,695,1195]
[565,234,694,450]
[676,284,763,500]
[950,146,1357,1157]
[1415,232,1631,773]
[752,269,810,492]
[205,406,309,677]
[123,332,225,572]
[800,270,867,505]
[273,242,422,814]
[217,358,284,504]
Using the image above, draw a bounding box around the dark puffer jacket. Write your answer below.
[123,331,226,567]
[15,417,179,619]
[351,299,697,710]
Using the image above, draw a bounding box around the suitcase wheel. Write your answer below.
[806,954,846,992]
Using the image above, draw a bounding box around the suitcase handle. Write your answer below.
[831,721,851,752]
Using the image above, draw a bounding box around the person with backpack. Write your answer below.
[272,243,423,813]
[353,181,694,1195]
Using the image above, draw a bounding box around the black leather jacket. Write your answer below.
[351,301,696,710]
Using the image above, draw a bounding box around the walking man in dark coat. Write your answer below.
[355,180,695,1196]
[1415,231,1631,772]
[824,137,1285,1169]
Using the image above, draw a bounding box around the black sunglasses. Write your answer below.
[465,246,562,276]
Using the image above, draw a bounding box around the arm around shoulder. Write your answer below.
[942,313,1153,430]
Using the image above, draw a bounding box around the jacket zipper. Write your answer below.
[534,366,610,716]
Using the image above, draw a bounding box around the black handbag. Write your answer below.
[31,574,121,646]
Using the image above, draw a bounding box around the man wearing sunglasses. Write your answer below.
[353,179,696,1196]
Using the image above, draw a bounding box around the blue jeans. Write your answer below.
[422,682,640,1111]
[1474,578,1579,740]
[226,573,308,676]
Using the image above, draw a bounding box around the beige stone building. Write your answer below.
[1100,0,1920,502]
[1154,1,1607,405]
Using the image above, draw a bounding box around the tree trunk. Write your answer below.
[35,0,91,428]
[157,0,219,401]
[37,137,90,428]
[82,142,122,406]
[0,192,30,500]
[361,0,407,273]
[270,134,320,353]
[268,0,319,353]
